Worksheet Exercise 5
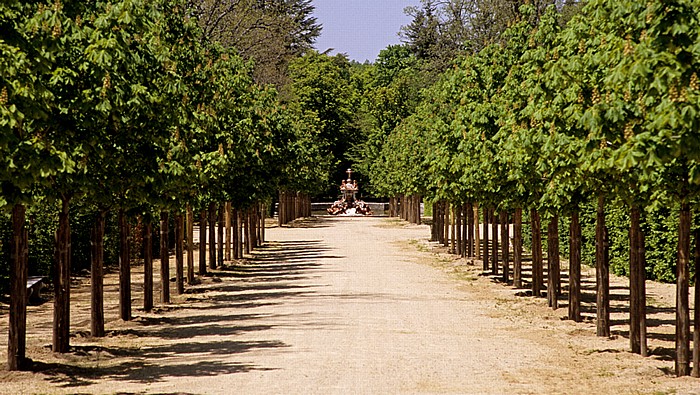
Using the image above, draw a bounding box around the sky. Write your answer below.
[312,0,422,63]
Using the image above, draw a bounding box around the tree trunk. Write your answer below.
[596,195,610,337]
[118,210,131,321]
[431,202,438,242]
[639,222,648,357]
[569,210,581,322]
[676,202,691,376]
[491,208,498,275]
[53,196,71,353]
[513,208,523,288]
[208,202,216,269]
[260,203,266,244]
[450,204,456,254]
[8,204,28,370]
[91,210,106,337]
[186,206,195,285]
[225,202,232,261]
[467,202,475,258]
[175,213,184,295]
[160,211,170,304]
[474,204,480,259]
[143,221,153,312]
[415,195,422,225]
[483,207,489,272]
[198,210,207,275]
[501,211,509,284]
[531,209,543,298]
[278,191,284,226]
[244,209,251,256]
[218,203,225,267]
[236,208,243,259]
[547,214,560,310]
[232,208,240,259]
[693,229,700,377]
[630,206,641,354]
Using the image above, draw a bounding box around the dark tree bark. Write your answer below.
[568,210,581,322]
[91,210,106,337]
[175,214,185,295]
[260,202,266,244]
[160,211,170,304]
[483,207,489,272]
[118,210,131,321]
[218,203,225,266]
[431,202,438,242]
[547,214,560,310]
[53,195,71,353]
[676,202,691,376]
[8,204,28,370]
[244,208,251,255]
[450,204,457,254]
[208,202,216,269]
[491,208,498,275]
[443,201,450,246]
[501,211,509,284]
[693,229,700,377]
[186,206,195,285]
[639,223,648,357]
[531,209,543,298]
[198,210,207,275]
[596,195,610,337]
[225,202,232,261]
[143,222,153,312]
[467,202,475,258]
[513,208,523,288]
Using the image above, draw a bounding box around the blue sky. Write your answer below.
[313,0,421,63]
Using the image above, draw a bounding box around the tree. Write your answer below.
[188,0,321,87]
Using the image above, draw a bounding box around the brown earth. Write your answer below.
[0,216,698,394]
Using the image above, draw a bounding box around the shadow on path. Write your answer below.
[25,238,339,389]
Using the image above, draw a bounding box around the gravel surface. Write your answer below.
[1,216,699,394]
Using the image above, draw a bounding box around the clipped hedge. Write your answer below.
[521,197,697,284]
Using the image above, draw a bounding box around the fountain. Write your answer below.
[327,169,372,216]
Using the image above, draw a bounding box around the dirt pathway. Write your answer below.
[1,216,699,394]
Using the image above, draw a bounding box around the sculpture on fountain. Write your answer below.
[327,169,372,216]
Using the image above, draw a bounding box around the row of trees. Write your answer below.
[363,0,700,378]
[1,0,328,370]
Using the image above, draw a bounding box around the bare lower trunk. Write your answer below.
[693,229,700,377]
[501,211,509,284]
[118,210,131,321]
[547,215,560,310]
[175,214,184,295]
[199,210,207,275]
[225,202,232,261]
[513,208,523,288]
[568,210,581,322]
[8,204,28,369]
[531,209,542,298]
[491,208,498,275]
[676,202,690,376]
[143,222,153,311]
[53,196,71,353]
[160,211,170,304]
[218,204,225,266]
[467,203,474,258]
[186,206,194,285]
[91,210,106,336]
[208,202,216,269]
[596,195,610,337]
[483,207,489,272]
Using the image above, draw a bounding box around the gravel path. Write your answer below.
[2,216,699,394]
